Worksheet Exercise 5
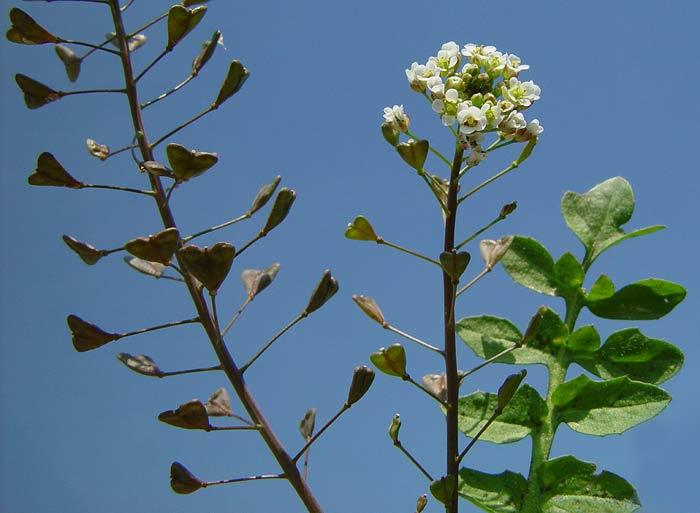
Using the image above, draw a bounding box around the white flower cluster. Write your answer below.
[391,42,543,162]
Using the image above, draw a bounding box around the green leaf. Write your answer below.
[501,236,558,296]
[457,312,565,365]
[586,275,686,320]
[554,252,584,293]
[575,328,683,385]
[458,468,527,513]
[538,455,640,513]
[552,374,670,435]
[561,176,664,266]
[456,385,547,443]
[565,325,600,353]
[457,315,545,365]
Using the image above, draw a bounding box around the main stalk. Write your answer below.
[443,144,465,513]
[106,3,324,512]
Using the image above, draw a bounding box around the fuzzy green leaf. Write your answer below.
[501,236,558,296]
[458,468,527,513]
[457,315,548,365]
[561,177,664,265]
[553,374,670,435]
[586,275,686,320]
[456,385,547,443]
[565,325,600,353]
[574,328,683,384]
[457,310,568,365]
[554,252,584,293]
[538,455,640,513]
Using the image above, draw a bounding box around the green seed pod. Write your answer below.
[381,122,400,147]
[304,270,339,315]
[345,215,378,241]
[170,462,203,495]
[388,413,401,444]
[347,365,375,405]
[397,139,429,171]
[370,344,407,378]
[497,369,527,412]
[261,188,296,235]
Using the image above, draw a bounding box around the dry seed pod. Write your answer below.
[422,373,447,402]
[62,235,106,265]
[28,152,82,188]
[214,60,250,107]
[166,143,218,182]
[124,257,167,279]
[67,315,121,352]
[85,138,109,160]
[351,295,386,326]
[6,8,57,45]
[55,44,81,82]
[159,400,211,430]
[347,365,375,405]
[170,462,203,494]
[304,270,339,315]
[124,227,180,266]
[179,243,235,292]
[248,175,282,215]
[261,188,296,235]
[192,30,221,75]
[299,408,317,439]
[204,388,233,417]
[479,235,514,270]
[116,353,162,377]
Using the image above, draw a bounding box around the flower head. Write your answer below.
[383,104,410,132]
[457,104,487,134]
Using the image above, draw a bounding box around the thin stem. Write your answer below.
[183,213,252,242]
[150,107,214,149]
[221,297,252,337]
[159,364,222,378]
[235,233,264,258]
[141,74,195,109]
[104,143,138,160]
[458,163,475,179]
[207,425,259,432]
[406,130,451,168]
[385,324,444,356]
[455,216,503,250]
[456,411,500,464]
[82,183,155,196]
[62,88,126,96]
[57,38,120,55]
[458,161,519,204]
[240,314,305,373]
[120,0,136,11]
[456,268,490,297]
[443,143,464,513]
[107,3,325,511]
[404,374,446,405]
[394,441,433,481]
[203,473,283,488]
[293,405,350,462]
[129,12,168,37]
[135,49,169,83]
[120,316,200,339]
[459,343,520,382]
[377,238,442,268]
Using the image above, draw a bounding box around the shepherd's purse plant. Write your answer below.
[346,41,687,513]
[6,2,376,512]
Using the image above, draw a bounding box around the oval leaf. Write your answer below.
[501,236,558,296]
[561,177,664,265]
[552,374,671,435]
[586,275,686,320]
[458,468,527,513]
[575,328,683,384]
[456,385,547,444]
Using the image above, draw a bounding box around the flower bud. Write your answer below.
[261,188,296,235]
[351,294,386,326]
[479,235,514,270]
[496,369,527,412]
[422,373,447,402]
[299,408,316,439]
[304,270,339,315]
[416,494,428,513]
[62,235,106,265]
[6,8,57,45]
[499,201,517,218]
[388,413,401,444]
[116,353,162,377]
[55,44,81,82]
[370,344,407,378]
[462,63,479,77]
[345,215,378,241]
[170,462,203,495]
[347,365,375,405]
[381,122,400,147]
[67,314,122,352]
[445,76,464,91]
[397,139,429,171]
[470,93,484,107]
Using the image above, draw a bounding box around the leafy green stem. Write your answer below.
[458,161,519,204]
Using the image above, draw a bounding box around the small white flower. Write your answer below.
[497,99,515,114]
[426,76,445,96]
[503,77,541,107]
[457,104,487,134]
[405,61,439,89]
[481,102,503,129]
[500,111,527,140]
[526,119,544,136]
[461,44,498,64]
[430,41,461,74]
[383,104,410,132]
[503,53,529,78]
[432,89,460,125]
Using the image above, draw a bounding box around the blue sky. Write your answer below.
[1,1,698,512]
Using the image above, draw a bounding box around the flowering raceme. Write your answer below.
[390,42,543,166]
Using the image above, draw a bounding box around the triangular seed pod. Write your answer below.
[28,152,82,188]
[167,5,207,50]
[347,365,375,405]
[124,227,180,266]
[204,388,234,417]
[351,295,386,326]
[170,462,203,494]
[299,408,316,439]
[55,45,81,82]
[304,270,339,315]
[67,314,121,352]
[6,8,57,45]
[85,138,109,160]
[192,30,221,76]
[214,60,250,107]
[397,139,429,171]
[124,257,167,279]
[158,399,211,430]
[62,235,106,265]
[261,188,296,235]
[15,74,61,109]
[370,344,407,378]
[496,369,527,412]
[344,215,378,241]
[178,243,235,292]
[248,176,282,215]
[166,143,218,182]
[388,413,401,443]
